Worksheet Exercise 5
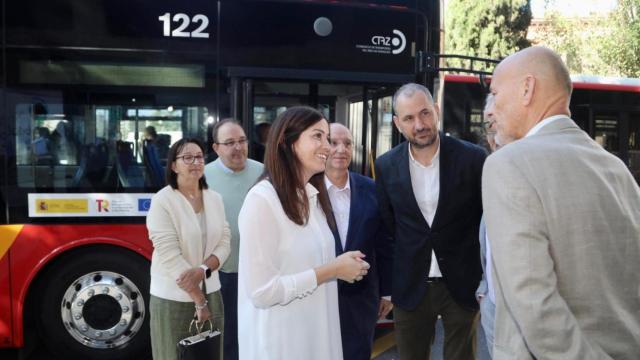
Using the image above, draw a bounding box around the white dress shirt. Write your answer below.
[525,114,567,138]
[325,174,351,250]
[237,180,343,360]
[408,143,443,278]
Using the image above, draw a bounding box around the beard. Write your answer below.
[409,129,438,149]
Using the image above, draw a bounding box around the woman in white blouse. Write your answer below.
[146,137,230,360]
[238,106,370,360]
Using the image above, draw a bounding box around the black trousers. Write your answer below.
[219,271,238,360]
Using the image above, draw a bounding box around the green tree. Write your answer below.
[445,0,532,71]
[601,0,640,77]
[535,11,616,76]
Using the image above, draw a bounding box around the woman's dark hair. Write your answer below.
[260,106,334,228]
[165,137,209,190]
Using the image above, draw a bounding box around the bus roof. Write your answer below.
[443,74,640,93]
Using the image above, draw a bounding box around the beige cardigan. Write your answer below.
[147,185,231,302]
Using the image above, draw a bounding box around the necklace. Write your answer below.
[180,189,199,200]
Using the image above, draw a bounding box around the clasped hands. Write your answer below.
[335,250,370,284]
[176,268,211,322]
[176,267,205,292]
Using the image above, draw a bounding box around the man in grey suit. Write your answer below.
[483,46,640,359]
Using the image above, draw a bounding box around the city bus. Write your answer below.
[441,74,640,183]
[0,0,440,358]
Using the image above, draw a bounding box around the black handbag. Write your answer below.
[177,318,221,360]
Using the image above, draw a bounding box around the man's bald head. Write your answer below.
[488,47,572,143]
[327,123,353,173]
[498,46,572,98]
[330,122,351,136]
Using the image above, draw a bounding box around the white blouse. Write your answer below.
[237,180,343,360]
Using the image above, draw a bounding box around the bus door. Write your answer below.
[229,78,401,176]
[590,108,640,184]
[629,112,640,184]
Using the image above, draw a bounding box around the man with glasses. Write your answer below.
[476,96,500,357]
[204,119,263,360]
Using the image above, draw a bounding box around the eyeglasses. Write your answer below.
[176,154,205,164]
[483,119,496,131]
[216,139,248,147]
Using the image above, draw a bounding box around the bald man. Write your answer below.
[483,46,640,359]
[324,123,394,360]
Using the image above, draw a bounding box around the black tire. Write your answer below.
[38,245,150,360]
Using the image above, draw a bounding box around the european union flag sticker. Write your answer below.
[138,198,152,211]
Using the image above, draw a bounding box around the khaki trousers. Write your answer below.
[394,282,478,360]
[150,291,224,360]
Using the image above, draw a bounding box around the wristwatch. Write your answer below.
[199,264,211,279]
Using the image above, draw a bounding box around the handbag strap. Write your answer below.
[189,318,213,335]
[189,279,219,335]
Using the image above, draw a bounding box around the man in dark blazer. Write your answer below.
[374,83,486,360]
[325,123,394,360]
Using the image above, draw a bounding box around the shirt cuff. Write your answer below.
[210,250,227,271]
[293,269,318,299]
[382,296,391,301]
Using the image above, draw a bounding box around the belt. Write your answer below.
[426,277,442,283]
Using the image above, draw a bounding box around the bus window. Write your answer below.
[376,96,394,157]
[593,112,619,155]
[349,100,365,172]
[13,95,208,190]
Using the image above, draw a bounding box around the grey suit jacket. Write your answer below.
[482,117,640,360]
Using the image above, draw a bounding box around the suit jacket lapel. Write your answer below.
[396,142,430,230]
[343,173,359,252]
[330,210,344,255]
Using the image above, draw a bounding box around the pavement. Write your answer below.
[373,318,491,360]
[1,318,491,359]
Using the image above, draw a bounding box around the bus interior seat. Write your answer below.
[155,134,171,163]
[72,140,109,188]
[115,141,145,188]
[143,143,165,188]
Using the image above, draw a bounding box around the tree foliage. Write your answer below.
[535,11,615,76]
[600,0,640,77]
[535,0,639,77]
[445,0,532,71]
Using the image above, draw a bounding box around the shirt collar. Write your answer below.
[525,115,567,138]
[305,182,319,199]
[324,173,351,192]
[216,158,238,174]
[408,141,441,169]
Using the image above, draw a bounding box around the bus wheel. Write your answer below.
[38,247,150,359]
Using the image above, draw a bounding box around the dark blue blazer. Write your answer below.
[331,172,393,360]
[374,134,486,310]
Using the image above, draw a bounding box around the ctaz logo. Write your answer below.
[370,29,406,55]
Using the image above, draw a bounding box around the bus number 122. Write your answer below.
[158,13,210,38]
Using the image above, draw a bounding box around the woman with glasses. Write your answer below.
[146,137,230,360]
[237,106,370,360]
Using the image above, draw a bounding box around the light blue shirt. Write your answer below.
[486,232,496,303]
[216,158,235,174]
